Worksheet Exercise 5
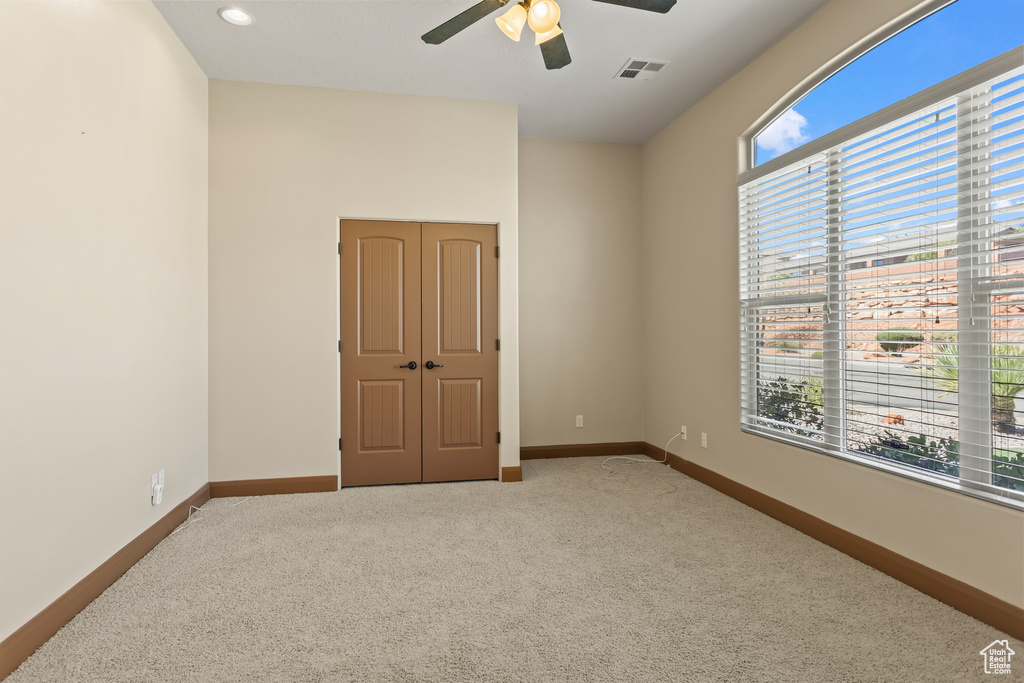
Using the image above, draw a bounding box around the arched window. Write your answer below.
[752,0,1024,167]
[738,0,1024,507]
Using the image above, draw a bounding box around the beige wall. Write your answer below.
[208,81,519,482]
[518,139,643,446]
[3,0,1018,648]
[0,1,209,641]
[641,0,1024,606]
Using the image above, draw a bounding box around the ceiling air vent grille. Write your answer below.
[615,58,669,82]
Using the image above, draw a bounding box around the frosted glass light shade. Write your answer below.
[534,24,562,45]
[495,3,528,41]
[527,0,560,34]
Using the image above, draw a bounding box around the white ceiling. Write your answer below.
[154,0,830,144]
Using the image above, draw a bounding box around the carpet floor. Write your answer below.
[8,456,1021,682]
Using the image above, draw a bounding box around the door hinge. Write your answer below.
[497,431,501,444]
[339,437,343,451]
[338,243,342,256]
[496,339,500,351]
[339,340,342,353]
[495,246,500,259]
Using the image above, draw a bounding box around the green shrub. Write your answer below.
[811,351,824,359]
[757,376,823,437]
[931,332,958,343]
[995,448,1024,492]
[776,341,801,351]
[857,431,959,476]
[876,328,923,355]
[857,433,1024,492]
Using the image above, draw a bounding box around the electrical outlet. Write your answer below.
[575,415,584,428]
[680,425,687,440]
[701,432,708,448]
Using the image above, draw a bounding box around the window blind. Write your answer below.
[739,50,1024,507]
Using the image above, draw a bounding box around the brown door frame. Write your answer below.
[338,218,501,487]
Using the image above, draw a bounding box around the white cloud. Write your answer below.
[758,109,810,156]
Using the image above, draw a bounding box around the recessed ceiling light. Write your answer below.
[218,7,253,26]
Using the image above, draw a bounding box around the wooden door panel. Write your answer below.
[438,240,481,354]
[439,379,482,448]
[421,224,499,483]
[359,380,404,450]
[359,238,405,355]
[341,221,421,486]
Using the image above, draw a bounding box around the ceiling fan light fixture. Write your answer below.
[534,24,562,45]
[527,0,560,34]
[495,3,529,42]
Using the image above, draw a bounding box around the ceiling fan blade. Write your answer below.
[421,0,508,45]
[591,0,676,13]
[539,28,571,70]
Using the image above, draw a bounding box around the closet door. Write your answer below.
[420,223,499,482]
[340,220,422,486]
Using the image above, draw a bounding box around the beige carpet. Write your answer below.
[8,456,1021,682]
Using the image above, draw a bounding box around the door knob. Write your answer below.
[425,361,444,369]
[399,361,418,370]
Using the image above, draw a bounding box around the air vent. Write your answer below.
[615,58,669,82]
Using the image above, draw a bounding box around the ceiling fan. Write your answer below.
[421,0,677,70]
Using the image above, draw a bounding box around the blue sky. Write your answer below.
[755,0,1024,164]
